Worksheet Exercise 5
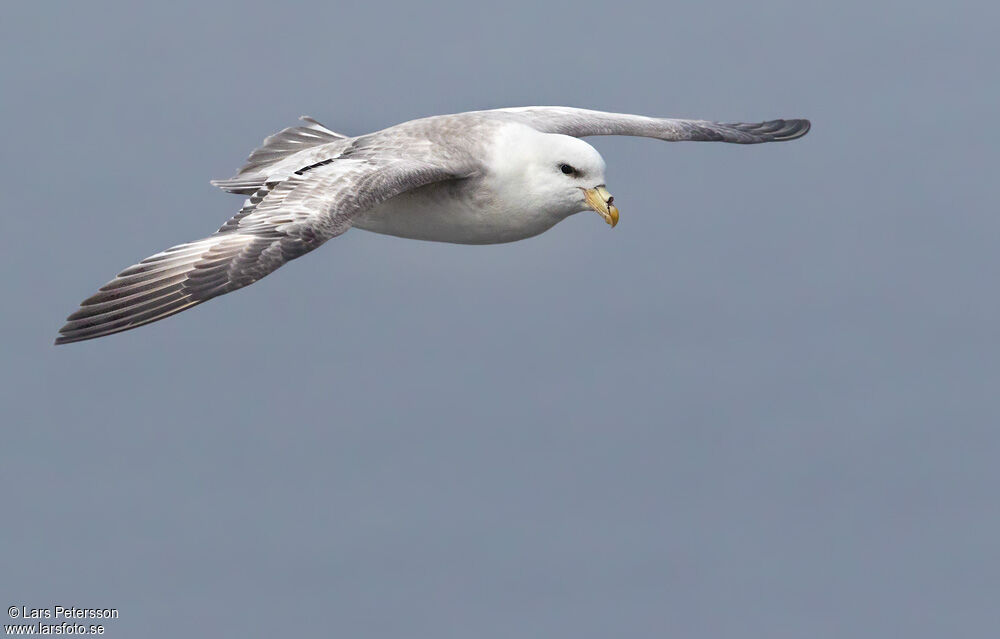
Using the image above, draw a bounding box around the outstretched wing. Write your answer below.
[56,157,472,344]
[494,107,810,144]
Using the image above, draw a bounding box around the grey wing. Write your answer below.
[494,106,810,144]
[211,116,353,195]
[56,157,473,344]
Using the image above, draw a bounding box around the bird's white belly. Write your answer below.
[351,182,571,245]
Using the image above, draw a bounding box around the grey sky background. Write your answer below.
[2,1,998,637]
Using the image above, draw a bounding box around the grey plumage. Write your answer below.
[491,107,810,143]
[55,107,809,344]
[230,115,348,182]
[56,157,475,344]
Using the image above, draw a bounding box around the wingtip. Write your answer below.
[53,332,74,346]
[724,118,811,143]
[54,321,90,345]
[753,118,812,141]
[780,118,811,141]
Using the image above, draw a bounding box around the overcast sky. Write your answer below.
[2,1,998,637]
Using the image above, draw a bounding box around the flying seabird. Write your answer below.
[55,107,810,344]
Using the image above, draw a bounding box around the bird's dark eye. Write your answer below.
[560,164,575,175]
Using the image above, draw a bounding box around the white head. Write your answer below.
[489,126,619,227]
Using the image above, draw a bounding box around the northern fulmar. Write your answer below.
[55,107,810,344]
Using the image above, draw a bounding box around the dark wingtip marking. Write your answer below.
[726,118,811,142]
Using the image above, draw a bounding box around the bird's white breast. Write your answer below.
[352,174,569,245]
